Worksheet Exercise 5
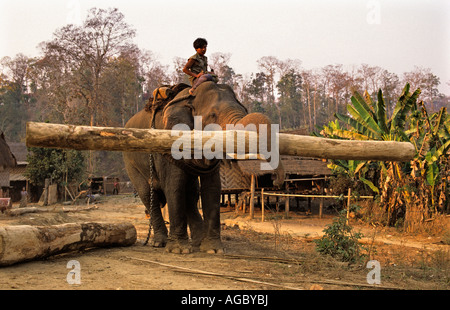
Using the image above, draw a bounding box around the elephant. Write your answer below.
[123,81,285,254]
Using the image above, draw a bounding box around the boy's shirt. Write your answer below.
[187,52,208,85]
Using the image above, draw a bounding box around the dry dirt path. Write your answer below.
[0,194,448,291]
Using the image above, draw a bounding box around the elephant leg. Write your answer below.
[185,176,204,250]
[199,171,224,254]
[124,158,167,247]
[148,190,168,247]
[162,170,192,254]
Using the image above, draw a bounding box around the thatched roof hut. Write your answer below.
[0,131,16,171]
[220,155,332,192]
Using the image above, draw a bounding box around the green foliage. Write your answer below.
[317,83,450,230]
[25,147,86,186]
[315,209,367,263]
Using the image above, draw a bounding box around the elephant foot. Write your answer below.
[166,238,192,254]
[200,238,224,254]
[151,232,167,248]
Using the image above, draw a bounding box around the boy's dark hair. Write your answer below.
[193,38,208,49]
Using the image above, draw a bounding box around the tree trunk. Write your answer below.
[26,122,415,161]
[0,222,136,266]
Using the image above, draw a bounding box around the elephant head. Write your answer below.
[163,81,285,187]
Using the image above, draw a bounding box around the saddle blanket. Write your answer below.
[0,198,11,207]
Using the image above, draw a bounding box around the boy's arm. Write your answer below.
[183,58,203,78]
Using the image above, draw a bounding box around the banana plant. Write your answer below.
[316,84,421,195]
[331,83,420,143]
[317,83,450,223]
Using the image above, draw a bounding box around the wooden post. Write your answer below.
[285,195,290,219]
[346,188,352,225]
[261,188,265,222]
[249,174,255,219]
[319,180,324,219]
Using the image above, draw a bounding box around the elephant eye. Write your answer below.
[208,112,217,122]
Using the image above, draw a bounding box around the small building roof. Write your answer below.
[237,155,332,177]
[0,131,17,171]
[8,142,28,164]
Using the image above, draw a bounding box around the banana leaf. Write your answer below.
[352,90,374,118]
[321,126,370,140]
[426,162,439,187]
[391,87,421,130]
[376,89,389,134]
[364,91,379,124]
[432,107,447,141]
[354,161,367,175]
[360,177,379,194]
[347,103,382,139]
[426,140,450,163]
[334,113,374,139]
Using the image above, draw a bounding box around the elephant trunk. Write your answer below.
[224,112,285,188]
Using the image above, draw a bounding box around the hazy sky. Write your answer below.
[1,0,449,94]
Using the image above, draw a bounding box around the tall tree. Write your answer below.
[38,7,137,174]
[257,56,281,107]
[322,64,350,116]
[171,57,189,85]
[0,54,33,140]
[403,66,440,111]
[277,69,302,129]
[41,7,136,127]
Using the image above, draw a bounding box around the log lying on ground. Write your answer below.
[5,205,98,216]
[26,122,416,161]
[0,222,136,266]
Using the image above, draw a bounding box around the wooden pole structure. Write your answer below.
[319,182,324,219]
[346,188,352,225]
[285,195,290,219]
[249,174,255,219]
[262,192,373,199]
[26,122,416,161]
[261,188,265,222]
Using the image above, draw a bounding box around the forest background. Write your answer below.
[1,7,449,181]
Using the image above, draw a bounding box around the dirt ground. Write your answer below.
[0,194,448,291]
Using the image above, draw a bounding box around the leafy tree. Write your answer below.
[0,54,34,140]
[40,7,137,127]
[277,69,302,129]
[25,148,86,187]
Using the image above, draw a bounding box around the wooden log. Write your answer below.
[0,222,136,266]
[26,122,416,161]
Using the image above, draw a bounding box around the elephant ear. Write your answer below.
[162,102,195,130]
[217,83,248,114]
